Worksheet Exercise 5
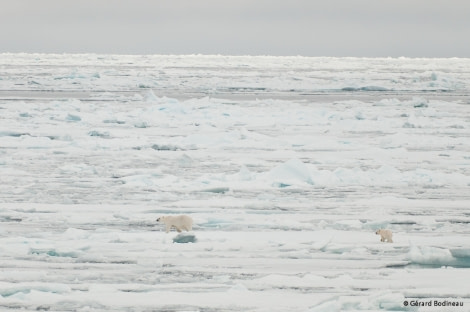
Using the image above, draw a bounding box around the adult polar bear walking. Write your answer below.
[157,215,193,233]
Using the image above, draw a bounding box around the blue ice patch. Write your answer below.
[173,233,197,244]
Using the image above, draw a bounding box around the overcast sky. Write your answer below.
[1,0,469,57]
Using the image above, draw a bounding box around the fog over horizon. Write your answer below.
[1,0,469,57]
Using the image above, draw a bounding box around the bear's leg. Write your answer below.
[165,225,171,233]
[381,237,385,242]
[176,227,182,233]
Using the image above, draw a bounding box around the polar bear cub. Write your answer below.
[157,215,193,233]
[376,229,393,243]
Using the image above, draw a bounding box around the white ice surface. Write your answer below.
[1,54,470,311]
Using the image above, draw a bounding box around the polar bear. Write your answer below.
[157,215,193,233]
[376,229,393,243]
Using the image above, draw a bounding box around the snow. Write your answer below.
[1,53,470,311]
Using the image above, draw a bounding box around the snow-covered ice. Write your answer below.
[1,54,470,311]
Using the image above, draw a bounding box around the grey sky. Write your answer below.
[1,0,469,57]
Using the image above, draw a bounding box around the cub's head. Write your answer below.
[375,229,382,235]
[156,216,166,223]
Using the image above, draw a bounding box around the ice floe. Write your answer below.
[0,54,469,311]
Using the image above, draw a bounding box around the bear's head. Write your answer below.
[156,216,166,222]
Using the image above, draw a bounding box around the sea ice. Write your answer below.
[0,53,469,311]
